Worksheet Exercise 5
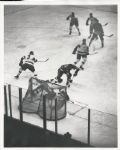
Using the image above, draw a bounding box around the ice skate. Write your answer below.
[73,72,77,77]
[74,61,77,65]
[66,80,71,88]
[80,66,84,70]
[69,30,72,35]
[14,75,19,79]
[69,79,73,83]
[78,31,81,36]
[88,35,91,39]
[34,74,38,77]
[101,42,104,48]
[67,83,71,88]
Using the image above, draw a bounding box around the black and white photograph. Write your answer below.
[1,0,119,148]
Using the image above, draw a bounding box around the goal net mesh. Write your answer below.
[21,77,69,120]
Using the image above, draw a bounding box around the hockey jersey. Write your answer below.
[86,17,98,25]
[93,22,104,35]
[60,64,78,73]
[67,15,79,26]
[24,54,37,66]
[71,17,79,26]
[74,44,89,55]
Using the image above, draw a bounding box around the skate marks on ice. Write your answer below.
[67,99,88,116]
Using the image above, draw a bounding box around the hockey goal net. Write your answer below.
[21,77,69,120]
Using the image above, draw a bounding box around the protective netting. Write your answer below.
[22,77,69,120]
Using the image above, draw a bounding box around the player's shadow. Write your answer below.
[60,34,80,38]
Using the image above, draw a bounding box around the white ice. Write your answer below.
[4,5,117,115]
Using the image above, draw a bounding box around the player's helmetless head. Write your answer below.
[29,51,34,55]
[89,13,93,17]
[71,12,75,17]
[82,39,86,43]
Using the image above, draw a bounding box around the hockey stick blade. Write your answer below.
[69,100,87,107]
[38,58,49,62]
[89,51,98,55]
[104,34,114,37]
[102,22,108,26]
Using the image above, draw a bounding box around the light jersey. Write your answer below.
[23,55,37,66]
[77,44,88,55]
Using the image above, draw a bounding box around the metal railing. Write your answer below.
[4,83,117,147]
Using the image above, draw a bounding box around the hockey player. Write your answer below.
[89,19,104,48]
[53,64,80,86]
[86,13,98,39]
[19,55,26,67]
[66,12,81,36]
[73,39,89,70]
[14,51,38,79]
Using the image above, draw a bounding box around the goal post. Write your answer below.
[21,77,69,121]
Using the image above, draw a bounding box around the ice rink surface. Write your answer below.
[4,5,117,147]
[4,5,117,115]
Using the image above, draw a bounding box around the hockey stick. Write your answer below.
[37,58,49,62]
[104,34,114,37]
[68,100,88,115]
[89,51,98,55]
[102,22,108,26]
[87,22,108,27]
[68,109,82,116]
[69,100,84,106]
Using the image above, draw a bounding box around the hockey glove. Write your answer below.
[73,69,79,77]
[66,17,69,20]
[72,49,76,54]
[86,18,89,26]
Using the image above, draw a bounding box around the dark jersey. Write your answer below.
[71,17,78,26]
[93,22,104,35]
[86,17,98,25]
[67,15,79,26]
[60,64,78,73]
